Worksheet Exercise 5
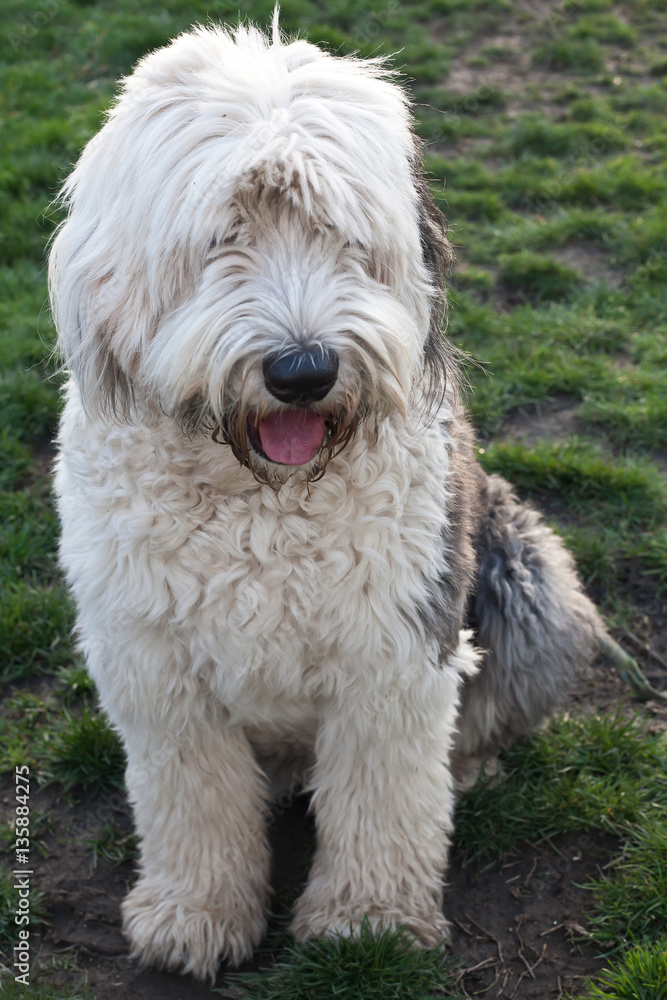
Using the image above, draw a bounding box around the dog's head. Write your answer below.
[49,16,454,484]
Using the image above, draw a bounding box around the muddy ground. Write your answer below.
[0,771,618,1000]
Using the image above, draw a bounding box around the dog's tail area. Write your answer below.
[455,473,607,762]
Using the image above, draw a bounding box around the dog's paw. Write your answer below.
[122,880,267,981]
[291,887,450,948]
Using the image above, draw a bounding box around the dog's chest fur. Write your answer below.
[57,387,455,723]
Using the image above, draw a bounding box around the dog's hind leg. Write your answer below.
[453,473,606,780]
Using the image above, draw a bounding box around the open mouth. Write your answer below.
[247,409,326,466]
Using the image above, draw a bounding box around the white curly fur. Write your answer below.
[50,14,602,982]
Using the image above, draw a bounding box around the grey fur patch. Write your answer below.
[455,474,606,760]
[419,415,484,660]
[76,327,135,421]
[411,144,457,416]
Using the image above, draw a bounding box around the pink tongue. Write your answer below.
[258,410,325,465]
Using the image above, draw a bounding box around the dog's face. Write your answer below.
[50,21,453,483]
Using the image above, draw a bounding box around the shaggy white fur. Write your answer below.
[50,13,603,983]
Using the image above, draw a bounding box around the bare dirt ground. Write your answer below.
[0,772,618,1000]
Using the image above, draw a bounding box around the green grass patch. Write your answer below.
[532,37,605,72]
[577,941,667,1000]
[219,919,461,1000]
[498,251,582,303]
[509,116,627,159]
[561,525,620,587]
[479,439,666,528]
[0,368,61,442]
[0,430,31,490]
[43,708,125,794]
[84,821,137,868]
[0,864,47,951]
[569,14,637,48]
[56,664,96,703]
[0,486,60,585]
[589,818,667,948]
[0,979,95,1000]
[0,691,56,773]
[579,395,667,450]
[0,692,123,795]
[0,581,74,683]
[454,713,667,864]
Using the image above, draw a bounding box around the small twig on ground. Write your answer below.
[465,914,504,963]
[509,971,527,997]
[523,857,537,888]
[518,948,536,979]
[456,955,498,986]
[530,942,547,975]
[497,969,511,997]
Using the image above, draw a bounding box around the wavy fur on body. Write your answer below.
[50,16,604,982]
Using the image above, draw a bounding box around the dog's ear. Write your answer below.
[49,222,140,420]
[49,235,133,418]
[411,149,457,412]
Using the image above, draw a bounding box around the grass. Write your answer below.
[217,920,461,1000]
[0,690,124,794]
[577,942,667,1000]
[479,439,666,528]
[42,709,126,794]
[0,979,95,1000]
[454,713,667,864]
[0,867,47,952]
[498,251,583,303]
[83,821,137,868]
[0,581,74,683]
[589,817,667,948]
[1,0,666,994]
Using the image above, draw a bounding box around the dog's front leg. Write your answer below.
[292,637,475,945]
[119,709,270,981]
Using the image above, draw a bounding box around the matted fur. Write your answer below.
[50,15,604,983]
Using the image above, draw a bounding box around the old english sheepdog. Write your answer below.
[49,14,604,982]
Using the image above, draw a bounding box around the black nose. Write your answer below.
[263,346,339,404]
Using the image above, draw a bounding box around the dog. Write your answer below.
[49,14,604,982]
